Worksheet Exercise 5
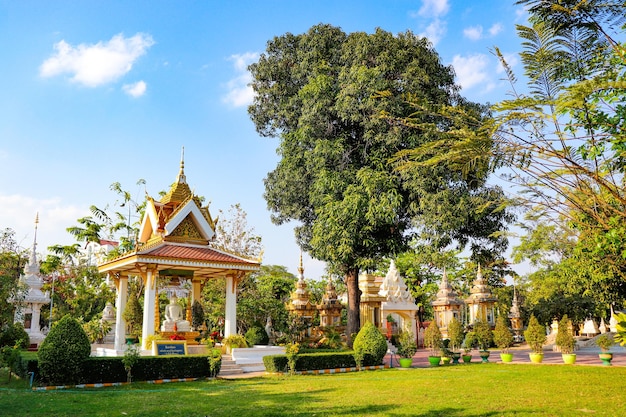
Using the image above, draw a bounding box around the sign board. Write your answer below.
[153,340,188,356]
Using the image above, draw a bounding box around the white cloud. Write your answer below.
[222,52,259,108]
[489,23,503,36]
[464,25,483,41]
[418,0,449,18]
[40,33,155,87]
[123,80,147,97]
[452,53,491,90]
[420,18,447,45]
[0,194,86,253]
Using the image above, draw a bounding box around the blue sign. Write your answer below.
[155,341,186,356]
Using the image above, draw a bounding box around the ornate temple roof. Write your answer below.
[288,254,314,312]
[508,287,521,319]
[432,268,464,307]
[465,265,497,305]
[378,260,415,305]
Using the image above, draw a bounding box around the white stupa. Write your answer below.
[13,214,50,347]
[379,260,418,335]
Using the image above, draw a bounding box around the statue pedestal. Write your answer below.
[160,331,200,345]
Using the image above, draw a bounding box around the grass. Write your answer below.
[1,364,625,416]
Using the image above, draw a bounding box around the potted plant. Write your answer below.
[493,315,514,363]
[474,319,493,363]
[396,329,417,368]
[462,331,476,363]
[595,333,614,366]
[424,321,443,366]
[447,317,464,364]
[555,315,576,364]
[222,334,248,354]
[123,291,143,344]
[524,314,546,363]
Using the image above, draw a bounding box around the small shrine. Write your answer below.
[465,265,497,326]
[508,288,523,341]
[379,260,418,338]
[98,152,260,352]
[431,268,463,338]
[12,215,50,347]
[317,278,343,327]
[358,271,385,329]
[287,254,315,321]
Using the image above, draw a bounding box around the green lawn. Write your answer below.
[2,364,625,416]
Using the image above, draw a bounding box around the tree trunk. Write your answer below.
[345,268,361,348]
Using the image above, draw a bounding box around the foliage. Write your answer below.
[191,300,205,330]
[249,24,491,344]
[447,317,464,352]
[352,322,387,368]
[122,279,143,337]
[595,333,614,352]
[317,326,344,350]
[524,315,547,354]
[462,331,477,354]
[424,321,442,356]
[122,345,140,382]
[0,322,29,349]
[263,351,372,373]
[212,203,263,259]
[615,312,626,347]
[0,228,28,331]
[555,315,576,354]
[222,334,248,349]
[285,342,300,374]
[245,325,269,346]
[0,342,23,382]
[82,316,112,344]
[208,349,222,378]
[473,319,493,351]
[38,315,91,385]
[396,330,417,359]
[493,316,513,353]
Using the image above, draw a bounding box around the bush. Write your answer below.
[493,316,513,353]
[0,322,30,349]
[222,334,248,350]
[424,321,442,356]
[38,315,91,385]
[447,317,464,352]
[397,330,417,358]
[208,349,222,377]
[474,319,493,351]
[263,351,373,373]
[524,314,546,354]
[245,325,269,346]
[352,322,387,367]
[555,315,575,354]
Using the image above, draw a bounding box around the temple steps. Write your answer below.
[218,355,245,377]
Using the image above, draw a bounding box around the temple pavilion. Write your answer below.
[431,268,464,338]
[98,157,260,352]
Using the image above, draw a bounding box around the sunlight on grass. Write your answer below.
[2,365,625,416]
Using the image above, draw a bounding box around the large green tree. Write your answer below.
[249,25,511,342]
[0,229,28,332]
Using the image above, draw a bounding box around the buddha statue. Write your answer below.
[161,294,191,332]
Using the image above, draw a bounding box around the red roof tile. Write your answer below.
[140,243,255,265]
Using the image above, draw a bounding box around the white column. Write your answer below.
[114,275,128,351]
[31,304,42,335]
[224,275,237,337]
[142,269,156,350]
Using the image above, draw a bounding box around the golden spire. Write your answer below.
[160,147,192,204]
[298,251,304,278]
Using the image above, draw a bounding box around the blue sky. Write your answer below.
[0,0,528,279]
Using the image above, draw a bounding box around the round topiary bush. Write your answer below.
[38,315,91,385]
[353,321,387,367]
[245,325,269,346]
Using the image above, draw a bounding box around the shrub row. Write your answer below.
[20,353,220,385]
[263,351,382,373]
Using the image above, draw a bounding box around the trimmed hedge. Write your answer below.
[263,351,380,373]
[23,353,221,385]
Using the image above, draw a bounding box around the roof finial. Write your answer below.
[177,146,187,184]
[298,251,304,279]
[33,212,39,251]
